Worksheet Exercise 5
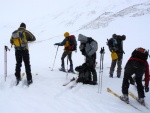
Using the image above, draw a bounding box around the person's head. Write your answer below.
[112,34,117,38]
[20,22,26,29]
[121,35,126,40]
[78,34,88,43]
[64,32,70,38]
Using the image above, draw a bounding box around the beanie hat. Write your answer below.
[64,32,70,37]
[122,35,126,40]
[20,22,26,28]
[112,34,117,38]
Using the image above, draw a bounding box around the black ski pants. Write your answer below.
[15,50,32,81]
[122,60,146,98]
[86,53,97,82]
[61,51,73,67]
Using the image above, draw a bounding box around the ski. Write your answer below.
[58,68,66,72]
[70,81,78,89]
[129,91,149,109]
[21,73,25,80]
[107,88,141,111]
[63,77,76,86]
[58,68,77,74]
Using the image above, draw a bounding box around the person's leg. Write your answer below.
[15,50,22,81]
[68,52,74,72]
[117,59,122,78]
[117,53,123,78]
[90,67,97,84]
[109,60,117,77]
[61,51,68,71]
[120,60,134,103]
[22,50,33,84]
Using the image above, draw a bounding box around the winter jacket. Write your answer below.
[56,36,76,52]
[10,27,36,50]
[78,34,97,57]
[129,57,149,86]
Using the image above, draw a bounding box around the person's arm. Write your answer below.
[25,30,36,41]
[54,38,67,46]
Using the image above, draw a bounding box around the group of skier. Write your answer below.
[107,34,149,105]
[10,23,149,105]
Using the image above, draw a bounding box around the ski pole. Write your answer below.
[4,45,10,81]
[98,47,105,93]
[98,48,102,93]
[100,47,105,94]
[51,46,59,71]
[66,55,69,79]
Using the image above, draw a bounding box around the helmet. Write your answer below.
[64,32,70,37]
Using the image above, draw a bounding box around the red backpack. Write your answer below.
[67,35,77,51]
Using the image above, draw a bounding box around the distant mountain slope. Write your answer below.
[79,1,150,29]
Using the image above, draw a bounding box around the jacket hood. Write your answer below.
[78,34,88,42]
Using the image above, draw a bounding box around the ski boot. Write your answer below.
[68,65,74,73]
[120,94,129,104]
[136,97,145,105]
[16,78,21,86]
[59,65,66,72]
[109,74,113,78]
[27,79,33,86]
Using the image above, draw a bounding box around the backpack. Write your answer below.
[67,35,77,51]
[107,38,118,51]
[132,47,149,61]
[75,63,91,84]
[12,30,27,48]
[87,38,98,51]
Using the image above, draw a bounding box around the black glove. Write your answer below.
[54,43,59,46]
[145,86,149,92]
[100,47,105,54]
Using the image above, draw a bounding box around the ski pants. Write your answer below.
[109,53,123,76]
[15,50,32,81]
[61,51,73,67]
[122,60,146,98]
[86,53,97,82]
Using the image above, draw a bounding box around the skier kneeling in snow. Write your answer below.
[120,47,149,105]
[75,63,91,84]
[78,34,98,85]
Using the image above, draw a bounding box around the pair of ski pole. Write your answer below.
[98,47,105,93]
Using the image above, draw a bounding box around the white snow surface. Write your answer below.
[0,0,150,113]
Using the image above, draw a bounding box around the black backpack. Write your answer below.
[75,63,91,84]
[132,47,149,61]
[107,38,118,51]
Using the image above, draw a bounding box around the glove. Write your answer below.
[145,86,149,92]
[100,47,105,54]
[54,43,59,46]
